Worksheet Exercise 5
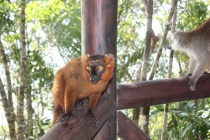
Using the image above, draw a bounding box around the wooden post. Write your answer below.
[81,0,117,139]
[81,0,118,55]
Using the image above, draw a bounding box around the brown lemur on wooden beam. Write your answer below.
[52,54,115,128]
[169,18,210,91]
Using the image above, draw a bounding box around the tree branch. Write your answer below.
[149,0,178,80]
[0,40,17,140]
[140,0,153,135]
[0,77,17,140]
[0,40,15,112]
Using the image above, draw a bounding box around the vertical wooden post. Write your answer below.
[81,0,117,139]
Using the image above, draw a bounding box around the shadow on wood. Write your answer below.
[93,115,115,140]
[40,94,115,140]
[118,74,210,110]
[117,111,151,140]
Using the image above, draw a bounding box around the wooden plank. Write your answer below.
[81,0,117,139]
[93,117,114,140]
[40,95,115,140]
[117,111,151,140]
[118,74,210,110]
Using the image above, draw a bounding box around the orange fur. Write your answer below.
[81,54,90,80]
[101,54,115,81]
[52,54,115,126]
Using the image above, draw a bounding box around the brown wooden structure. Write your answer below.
[118,74,210,110]
[40,0,210,139]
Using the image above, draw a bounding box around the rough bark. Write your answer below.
[133,28,159,126]
[17,0,27,139]
[132,107,141,125]
[133,67,141,125]
[0,78,17,140]
[150,30,160,56]
[161,104,168,140]
[141,0,153,135]
[141,0,153,82]
[161,4,177,140]
[0,41,17,140]
[26,85,34,139]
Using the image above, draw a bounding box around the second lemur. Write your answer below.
[169,19,210,91]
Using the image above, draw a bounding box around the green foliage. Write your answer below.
[0,0,16,34]
[177,0,208,31]
[117,0,145,83]
[120,0,210,139]
[0,0,55,138]
[27,49,54,86]
[0,40,54,139]
[174,51,189,76]
[26,0,81,62]
[168,100,210,140]
[1,0,210,139]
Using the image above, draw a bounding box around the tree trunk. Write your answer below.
[132,107,141,125]
[149,0,178,80]
[161,104,168,140]
[133,21,159,128]
[133,67,141,125]
[26,85,34,139]
[161,2,177,140]
[0,41,17,140]
[17,0,27,139]
[141,0,153,135]
[0,78,17,140]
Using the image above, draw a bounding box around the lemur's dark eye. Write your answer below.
[98,65,103,71]
[87,66,91,71]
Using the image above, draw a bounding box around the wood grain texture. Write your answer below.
[81,0,117,55]
[117,111,151,140]
[118,74,210,110]
[81,0,117,139]
[40,95,115,140]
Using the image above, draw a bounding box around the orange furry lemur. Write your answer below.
[52,54,115,127]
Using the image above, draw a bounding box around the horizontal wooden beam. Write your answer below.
[117,74,210,110]
[40,95,115,140]
[117,111,151,140]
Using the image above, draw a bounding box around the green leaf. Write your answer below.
[202,111,210,119]
[178,112,188,117]
[187,122,192,130]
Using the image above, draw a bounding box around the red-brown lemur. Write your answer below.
[52,54,115,127]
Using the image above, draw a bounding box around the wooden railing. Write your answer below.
[118,74,210,109]
[117,74,210,139]
[39,0,210,139]
[40,74,210,140]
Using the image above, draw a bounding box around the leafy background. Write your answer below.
[0,0,210,139]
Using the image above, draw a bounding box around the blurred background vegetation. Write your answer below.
[0,0,210,139]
